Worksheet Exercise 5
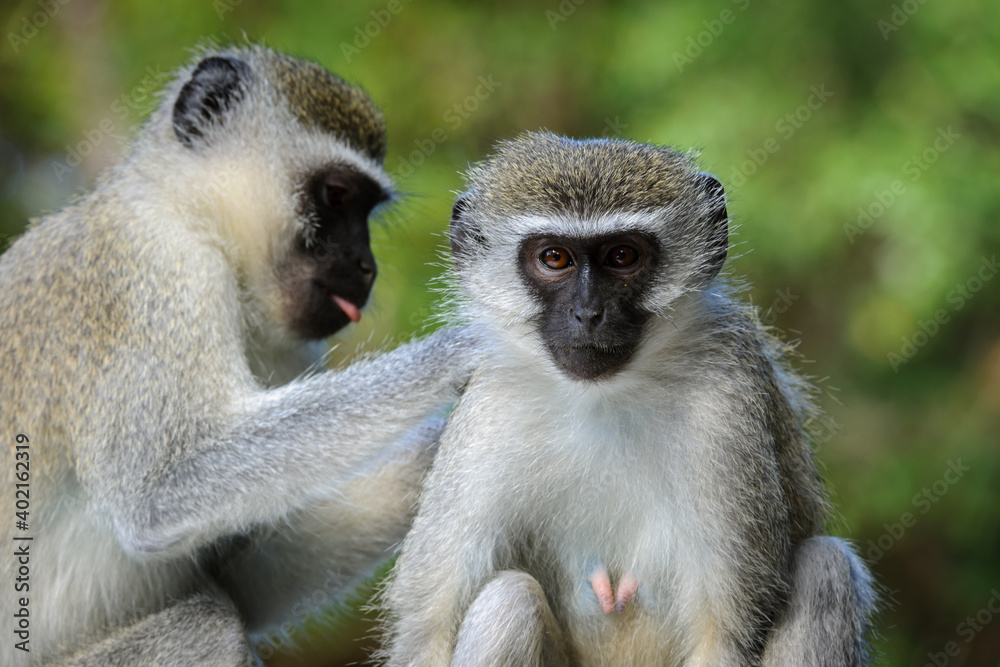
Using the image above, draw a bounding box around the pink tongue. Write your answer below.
[332,295,362,323]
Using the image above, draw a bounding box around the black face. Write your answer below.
[518,232,660,381]
[282,165,388,340]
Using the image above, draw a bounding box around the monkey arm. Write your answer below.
[95,326,478,559]
[220,416,445,635]
[385,513,498,666]
[382,407,508,667]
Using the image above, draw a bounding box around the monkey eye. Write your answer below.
[321,183,348,208]
[605,245,639,268]
[540,247,573,270]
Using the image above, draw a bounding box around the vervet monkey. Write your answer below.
[0,46,476,665]
[383,132,875,666]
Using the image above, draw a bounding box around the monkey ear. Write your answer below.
[172,56,251,147]
[449,191,485,264]
[695,172,728,279]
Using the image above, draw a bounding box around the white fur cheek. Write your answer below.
[185,154,293,264]
[460,245,542,330]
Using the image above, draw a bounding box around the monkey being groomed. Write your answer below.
[0,46,479,665]
[382,132,876,666]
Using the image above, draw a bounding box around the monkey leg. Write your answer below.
[59,593,259,667]
[761,536,876,667]
[452,570,569,667]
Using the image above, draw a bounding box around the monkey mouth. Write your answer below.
[570,344,625,354]
[310,279,367,327]
[549,343,636,381]
[565,343,630,361]
[330,294,362,323]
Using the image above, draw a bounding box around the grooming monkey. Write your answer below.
[0,46,477,665]
[383,132,875,666]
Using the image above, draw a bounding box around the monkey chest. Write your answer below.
[524,436,720,660]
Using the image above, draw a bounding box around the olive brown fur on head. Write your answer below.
[268,51,387,163]
[461,131,699,219]
[159,44,387,165]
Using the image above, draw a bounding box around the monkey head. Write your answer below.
[449,132,728,381]
[152,46,393,343]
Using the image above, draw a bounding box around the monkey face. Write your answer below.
[280,165,389,340]
[518,231,659,380]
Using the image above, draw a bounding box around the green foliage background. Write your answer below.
[1,0,997,664]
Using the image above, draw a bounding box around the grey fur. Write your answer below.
[761,537,877,667]
[0,46,474,664]
[382,133,874,666]
[453,571,569,667]
[61,594,259,667]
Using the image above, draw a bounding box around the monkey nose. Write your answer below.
[357,257,377,286]
[571,306,605,330]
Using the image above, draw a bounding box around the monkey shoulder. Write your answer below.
[683,295,805,404]
[684,293,826,536]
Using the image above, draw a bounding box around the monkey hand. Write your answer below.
[589,565,638,614]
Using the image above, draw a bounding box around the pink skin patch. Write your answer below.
[590,566,639,614]
[589,566,616,614]
[614,572,638,614]
[332,295,362,323]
